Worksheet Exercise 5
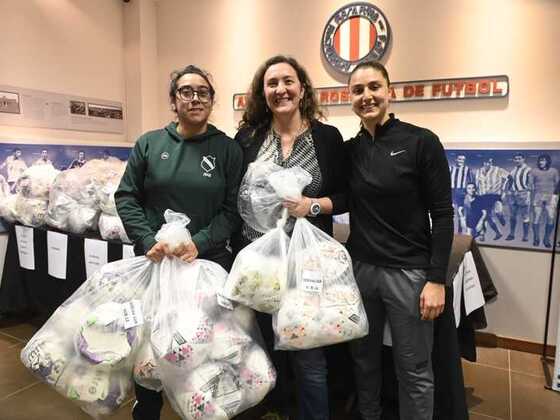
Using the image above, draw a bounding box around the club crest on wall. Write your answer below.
[322,2,391,75]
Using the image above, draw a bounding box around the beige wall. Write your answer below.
[0,0,128,287]
[0,0,558,345]
[155,0,560,344]
[0,0,126,144]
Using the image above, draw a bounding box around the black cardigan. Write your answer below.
[232,120,346,249]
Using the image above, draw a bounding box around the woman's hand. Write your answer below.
[146,241,198,263]
[173,241,199,263]
[146,241,170,262]
[419,282,445,320]
[283,196,312,218]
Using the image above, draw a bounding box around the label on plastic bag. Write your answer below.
[301,270,323,293]
[217,294,234,310]
[122,299,144,329]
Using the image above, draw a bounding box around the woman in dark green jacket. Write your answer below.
[115,65,243,420]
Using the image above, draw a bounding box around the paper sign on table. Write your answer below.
[47,231,68,279]
[15,225,35,270]
[84,239,108,278]
[122,244,135,260]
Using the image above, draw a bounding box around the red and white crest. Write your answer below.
[322,2,391,74]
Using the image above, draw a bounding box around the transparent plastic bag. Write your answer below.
[238,161,312,233]
[16,164,59,200]
[12,165,59,227]
[98,213,130,243]
[97,181,119,216]
[46,169,100,233]
[273,218,369,350]
[0,192,17,223]
[21,256,153,418]
[0,174,10,196]
[149,259,228,371]
[133,330,163,392]
[223,217,289,313]
[145,211,275,419]
[94,160,126,216]
[154,209,192,250]
[15,195,48,227]
[156,300,276,420]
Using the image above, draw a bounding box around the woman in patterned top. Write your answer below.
[233,55,346,420]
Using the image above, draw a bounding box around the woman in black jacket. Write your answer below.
[233,55,346,420]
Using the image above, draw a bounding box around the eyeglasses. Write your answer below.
[176,86,212,103]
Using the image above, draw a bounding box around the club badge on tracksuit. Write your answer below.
[201,155,216,178]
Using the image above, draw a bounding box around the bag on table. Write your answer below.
[45,168,100,234]
[273,218,369,350]
[98,213,130,243]
[238,161,312,233]
[20,256,153,417]
[14,164,59,227]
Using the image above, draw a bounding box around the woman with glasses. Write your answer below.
[115,65,243,420]
[233,55,346,420]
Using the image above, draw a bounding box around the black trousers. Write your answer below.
[132,249,233,420]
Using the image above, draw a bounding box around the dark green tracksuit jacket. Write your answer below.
[115,122,243,259]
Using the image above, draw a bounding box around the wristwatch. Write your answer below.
[309,201,321,217]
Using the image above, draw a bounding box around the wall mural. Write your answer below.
[447,148,560,251]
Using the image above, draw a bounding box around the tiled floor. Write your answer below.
[0,321,559,419]
[463,346,560,420]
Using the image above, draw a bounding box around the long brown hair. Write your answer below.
[239,55,324,138]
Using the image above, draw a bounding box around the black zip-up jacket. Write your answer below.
[232,120,346,251]
[344,115,454,283]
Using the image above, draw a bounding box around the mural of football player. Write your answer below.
[459,182,487,239]
[67,150,87,169]
[33,149,53,166]
[0,148,28,192]
[475,158,509,240]
[450,154,474,233]
[531,154,559,247]
[505,153,532,241]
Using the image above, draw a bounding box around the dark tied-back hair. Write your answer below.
[348,61,391,86]
[168,65,215,111]
[239,55,324,138]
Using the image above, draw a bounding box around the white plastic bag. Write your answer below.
[154,209,192,250]
[146,211,275,419]
[13,164,59,227]
[98,213,130,243]
[224,219,289,313]
[273,218,369,350]
[238,161,312,233]
[21,256,153,417]
[16,164,60,200]
[15,196,48,227]
[46,168,99,233]
[0,192,17,223]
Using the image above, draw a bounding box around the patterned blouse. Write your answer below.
[241,127,322,242]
